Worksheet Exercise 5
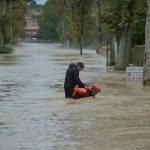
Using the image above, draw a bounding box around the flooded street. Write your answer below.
[0,43,150,150]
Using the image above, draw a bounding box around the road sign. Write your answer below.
[126,67,144,82]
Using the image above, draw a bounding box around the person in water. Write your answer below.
[64,62,85,98]
[72,83,101,99]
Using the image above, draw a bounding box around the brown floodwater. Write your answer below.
[0,43,150,150]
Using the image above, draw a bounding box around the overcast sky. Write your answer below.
[36,0,47,5]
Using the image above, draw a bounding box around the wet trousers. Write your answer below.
[64,86,74,98]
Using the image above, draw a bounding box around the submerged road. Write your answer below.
[0,43,150,150]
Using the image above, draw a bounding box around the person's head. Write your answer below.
[90,83,101,97]
[76,62,84,71]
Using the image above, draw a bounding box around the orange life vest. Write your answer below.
[72,87,91,98]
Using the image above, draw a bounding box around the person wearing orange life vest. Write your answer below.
[64,62,85,98]
[72,83,101,99]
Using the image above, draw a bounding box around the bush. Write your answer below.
[114,66,125,71]
[0,45,14,54]
[95,42,103,54]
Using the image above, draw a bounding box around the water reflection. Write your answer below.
[0,54,18,65]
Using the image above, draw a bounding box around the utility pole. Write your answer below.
[80,0,84,55]
[98,0,101,43]
[96,0,101,43]
[0,0,6,45]
[10,0,13,48]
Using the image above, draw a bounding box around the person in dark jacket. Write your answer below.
[64,62,85,98]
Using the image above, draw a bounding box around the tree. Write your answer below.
[0,0,26,46]
[38,0,63,41]
[63,0,95,48]
[100,0,146,69]
[38,0,96,50]
[100,0,121,66]
[27,0,42,11]
[143,0,150,85]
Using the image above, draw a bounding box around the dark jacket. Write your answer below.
[69,63,76,68]
[64,65,84,97]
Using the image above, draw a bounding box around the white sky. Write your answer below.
[36,0,47,5]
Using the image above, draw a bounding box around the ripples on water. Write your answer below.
[0,43,150,150]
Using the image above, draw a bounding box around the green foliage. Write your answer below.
[38,0,96,45]
[95,42,103,54]
[114,66,126,71]
[95,42,103,50]
[37,0,147,48]
[0,45,14,54]
[38,0,63,41]
[27,0,42,11]
[100,0,146,43]
[132,15,146,45]
[0,0,27,45]
[64,0,96,45]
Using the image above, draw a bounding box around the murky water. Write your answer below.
[0,43,150,150]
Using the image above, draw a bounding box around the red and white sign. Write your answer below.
[126,67,143,82]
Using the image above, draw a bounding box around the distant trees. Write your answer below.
[0,0,26,53]
[38,0,96,47]
[26,0,42,11]
[63,0,95,47]
[38,0,147,61]
[38,0,63,41]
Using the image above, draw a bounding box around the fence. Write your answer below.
[130,45,145,66]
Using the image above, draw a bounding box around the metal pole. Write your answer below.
[80,0,83,55]
[96,0,101,43]
[98,0,101,42]
[10,0,12,48]
[0,0,6,45]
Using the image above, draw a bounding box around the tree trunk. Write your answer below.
[117,27,132,70]
[61,20,67,43]
[109,33,115,65]
[143,0,150,85]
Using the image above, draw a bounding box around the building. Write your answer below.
[24,10,40,39]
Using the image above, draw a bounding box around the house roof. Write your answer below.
[25,26,39,30]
